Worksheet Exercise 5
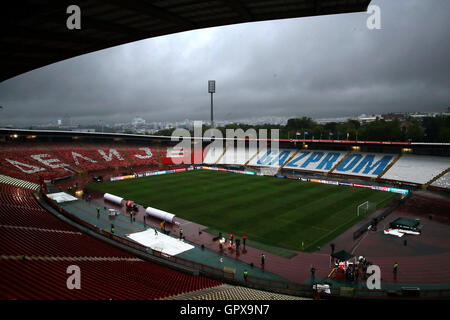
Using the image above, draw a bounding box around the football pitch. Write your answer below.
[86,169,398,256]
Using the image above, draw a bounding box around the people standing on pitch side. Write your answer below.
[310,266,316,283]
[393,262,399,280]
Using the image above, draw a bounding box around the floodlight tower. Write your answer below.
[208,80,215,127]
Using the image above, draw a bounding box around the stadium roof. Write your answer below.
[1,0,371,82]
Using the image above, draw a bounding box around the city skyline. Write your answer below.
[17,109,448,134]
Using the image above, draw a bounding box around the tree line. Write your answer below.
[153,115,449,143]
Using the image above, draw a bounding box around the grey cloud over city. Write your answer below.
[0,0,449,127]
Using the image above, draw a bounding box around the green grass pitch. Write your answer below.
[86,169,398,256]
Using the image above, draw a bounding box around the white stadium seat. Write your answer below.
[431,171,450,189]
[218,146,258,165]
[382,154,449,184]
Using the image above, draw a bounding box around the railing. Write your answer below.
[245,274,314,297]
[151,248,235,280]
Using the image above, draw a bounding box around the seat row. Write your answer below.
[0,182,222,299]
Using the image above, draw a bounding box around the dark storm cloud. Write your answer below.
[0,0,449,126]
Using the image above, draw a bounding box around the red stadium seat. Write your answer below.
[0,182,222,300]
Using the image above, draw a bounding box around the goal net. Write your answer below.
[357,201,377,217]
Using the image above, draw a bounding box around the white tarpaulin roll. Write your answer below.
[104,193,124,206]
[145,206,175,223]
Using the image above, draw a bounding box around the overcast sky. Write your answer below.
[0,0,449,127]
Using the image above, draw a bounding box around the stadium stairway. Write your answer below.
[377,152,403,180]
[51,145,108,172]
[328,150,353,174]
[430,171,450,190]
[214,145,229,165]
[277,149,300,173]
[36,143,81,174]
[424,167,450,189]
[157,146,163,167]
[244,148,260,166]
[120,147,138,166]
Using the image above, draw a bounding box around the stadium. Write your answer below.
[1,0,449,304]
[0,128,449,300]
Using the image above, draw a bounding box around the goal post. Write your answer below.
[357,201,376,217]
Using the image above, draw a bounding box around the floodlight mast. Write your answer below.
[211,92,213,127]
[208,80,215,127]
